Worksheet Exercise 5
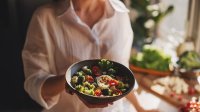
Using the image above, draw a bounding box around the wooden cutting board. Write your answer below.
[134,73,200,108]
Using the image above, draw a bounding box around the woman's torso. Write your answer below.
[37,0,135,111]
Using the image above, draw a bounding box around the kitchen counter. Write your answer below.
[134,72,200,112]
[134,73,179,112]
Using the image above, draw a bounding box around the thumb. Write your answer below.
[65,82,74,95]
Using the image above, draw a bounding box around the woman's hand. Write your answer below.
[138,108,160,112]
[78,95,113,108]
[145,110,160,112]
[65,82,74,95]
[65,82,113,108]
[42,75,66,100]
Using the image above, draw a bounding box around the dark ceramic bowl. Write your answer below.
[179,68,200,79]
[65,59,135,104]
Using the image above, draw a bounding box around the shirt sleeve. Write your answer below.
[22,10,60,109]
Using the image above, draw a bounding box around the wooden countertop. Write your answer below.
[134,72,200,108]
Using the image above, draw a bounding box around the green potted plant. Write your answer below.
[130,0,174,49]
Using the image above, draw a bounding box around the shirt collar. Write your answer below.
[56,0,129,18]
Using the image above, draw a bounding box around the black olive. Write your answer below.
[102,89,110,96]
[77,76,85,84]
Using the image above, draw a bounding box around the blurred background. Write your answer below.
[0,0,200,111]
[0,0,51,111]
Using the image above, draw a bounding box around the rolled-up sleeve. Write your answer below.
[22,10,60,109]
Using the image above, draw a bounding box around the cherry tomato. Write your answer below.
[186,102,191,108]
[109,79,119,86]
[188,87,196,95]
[177,95,183,101]
[92,66,100,74]
[115,89,122,95]
[169,92,176,97]
[95,73,101,76]
[94,89,102,96]
[86,75,94,83]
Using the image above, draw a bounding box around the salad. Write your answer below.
[70,59,130,97]
[177,51,200,70]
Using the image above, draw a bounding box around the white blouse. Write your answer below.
[22,0,136,112]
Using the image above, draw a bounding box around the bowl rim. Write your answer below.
[65,59,135,98]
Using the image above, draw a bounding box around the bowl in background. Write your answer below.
[179,68,200,79]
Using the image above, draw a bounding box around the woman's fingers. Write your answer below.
[145,109,160,112]
[77,95,112,108]
[65,82,74,95]
[85,102,109,108]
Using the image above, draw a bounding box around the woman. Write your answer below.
[22,0,159,112]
